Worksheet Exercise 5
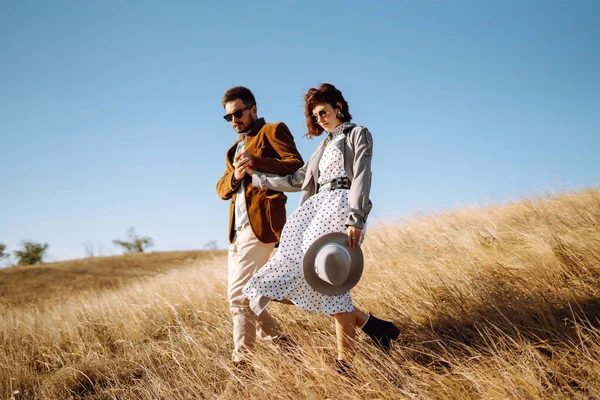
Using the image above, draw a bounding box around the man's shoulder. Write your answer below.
[260,121,287,130]
[259,121,290,135]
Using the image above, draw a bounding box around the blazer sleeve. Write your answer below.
[216,163,240,200]
[346,127,374,229]
[216,144,241,200]
[251,122,304,175]
[252,161,307,193]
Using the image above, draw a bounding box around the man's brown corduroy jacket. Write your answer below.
[216,118,303,244]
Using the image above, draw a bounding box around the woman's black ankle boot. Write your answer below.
[361,314,400,352]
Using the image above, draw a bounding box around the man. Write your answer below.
[216,86,303,366]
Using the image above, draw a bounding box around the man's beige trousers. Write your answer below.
[228,224,282,362]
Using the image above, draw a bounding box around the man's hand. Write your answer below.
[235,151,254,166]
[347,226,362,249]
[233,150,254,181]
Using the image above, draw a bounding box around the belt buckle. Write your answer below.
[329,177,348,190]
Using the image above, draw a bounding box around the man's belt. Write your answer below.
[318,177,351,192]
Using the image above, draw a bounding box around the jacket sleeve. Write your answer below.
[346,127,374,229]
[252,162,307,193]
[251,122,304,175]
[216,158,240,200]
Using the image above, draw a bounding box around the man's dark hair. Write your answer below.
[222,86,256,108]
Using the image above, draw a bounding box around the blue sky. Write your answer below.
[1,0,598,264]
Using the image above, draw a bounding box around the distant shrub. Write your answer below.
[113,228,154,254]
[14,240,49,265]
[83,241,105,258]
[204,240,219,250]
[0,243,9,260]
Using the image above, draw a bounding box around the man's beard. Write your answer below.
[236,115,256,133]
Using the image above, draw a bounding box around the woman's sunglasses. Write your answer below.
[311,109,329,121]
[223,105,252,122]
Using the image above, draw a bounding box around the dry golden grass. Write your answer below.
[0,250,226,308]
[2,188,600,399]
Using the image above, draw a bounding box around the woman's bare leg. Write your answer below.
[333,312,356,360]
[333,308,376,360]
[353,307,369,328]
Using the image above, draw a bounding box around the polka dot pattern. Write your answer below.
[243,124,365,316]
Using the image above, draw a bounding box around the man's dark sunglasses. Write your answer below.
[223,105,252,122]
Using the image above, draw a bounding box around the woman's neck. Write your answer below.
[327,122,343,133]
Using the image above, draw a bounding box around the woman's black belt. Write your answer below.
[318,177,351,192]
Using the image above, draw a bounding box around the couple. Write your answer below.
[216,83,399,375]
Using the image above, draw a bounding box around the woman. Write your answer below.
[240,83,399,373]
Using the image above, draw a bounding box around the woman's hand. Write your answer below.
[347,226,362,249]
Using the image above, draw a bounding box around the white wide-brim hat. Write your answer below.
[303,232,364,296]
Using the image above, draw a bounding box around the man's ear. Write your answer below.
[251,104,258,118]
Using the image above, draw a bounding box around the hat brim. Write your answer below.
[303,232,364,296]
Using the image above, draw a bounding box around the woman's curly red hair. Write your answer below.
[304,83,352,138]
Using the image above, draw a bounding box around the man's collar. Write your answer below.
[246,117,265,137]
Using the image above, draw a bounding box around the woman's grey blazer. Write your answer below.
[251,123,373,229]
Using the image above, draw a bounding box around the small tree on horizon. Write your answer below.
[13,240,49,265]
[0,243,9,260]
[204,240,218,250]
[112,228,154,254]
[83,241,105,258]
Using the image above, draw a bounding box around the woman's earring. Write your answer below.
[337,112,345,119]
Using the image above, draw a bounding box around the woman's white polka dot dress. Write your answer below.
[243,123,365,315]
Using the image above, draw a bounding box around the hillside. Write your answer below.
[0,250,226,308]
[1,189,599,399]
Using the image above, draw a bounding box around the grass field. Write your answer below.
[2,189,600,399]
